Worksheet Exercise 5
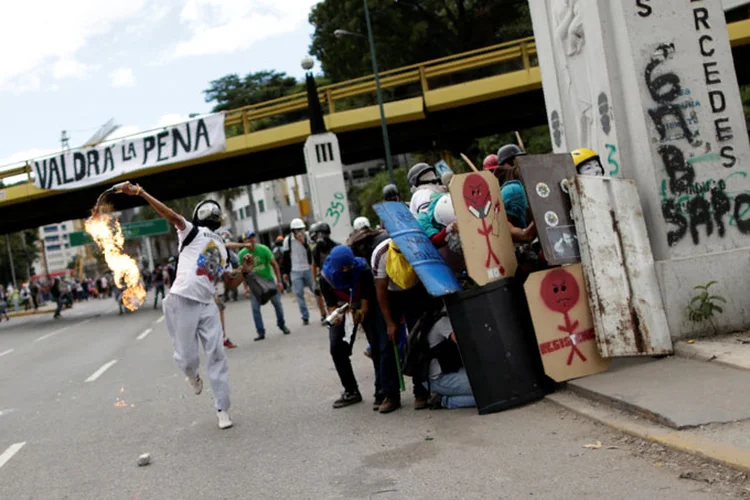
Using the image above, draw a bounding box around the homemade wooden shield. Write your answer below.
[449,171,517,285]
[569,176,673,357]
[524,264,610,382]
[517,154,580,266]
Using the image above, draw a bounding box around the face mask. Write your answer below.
[578,159,604,176]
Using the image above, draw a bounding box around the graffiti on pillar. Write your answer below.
[550,110,563,148]
[598,93,611,135]
[605,144,620,176]
[644,23,749,246]
[552,0,594,149]
[324,192,345,227]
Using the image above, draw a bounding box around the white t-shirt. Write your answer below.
[285,235,309,272]
[370,238,408,292]
[427,316,453,380]
[170,219,231,304]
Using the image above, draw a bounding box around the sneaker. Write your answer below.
[332,391,362,409]
[378,397,401,414]
[373,393,385,411]
[414,396,429,410]
[254,334,265,341]
[428,393,443,410]
[281,326,290,335]
[223,338,237,349]
[217,410,233,429]
[303,318,309,326]
[188,374,203,395]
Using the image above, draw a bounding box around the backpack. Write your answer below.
[385,240,418,290]
[403,308,462,381]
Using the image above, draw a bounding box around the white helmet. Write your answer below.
[353,216,371,231]
[290,218,305,230]
[433,194,456,227]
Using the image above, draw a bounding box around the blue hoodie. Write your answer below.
[322,246,367,292]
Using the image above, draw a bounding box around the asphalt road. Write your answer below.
[0,291,724,499]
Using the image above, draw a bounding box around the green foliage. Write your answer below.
[686,281,727,326]
[204,71,299,111]
[0,230,40,284]
[309,0,533,83]
[349,169,410,223]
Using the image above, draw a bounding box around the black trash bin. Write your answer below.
[444,277,547,415]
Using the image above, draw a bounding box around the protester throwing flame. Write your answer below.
[115,181,249,430]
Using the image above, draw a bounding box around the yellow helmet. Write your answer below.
[571,148,599,167]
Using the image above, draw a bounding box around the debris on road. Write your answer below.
[137,453,151,467]
[583,441,602,449]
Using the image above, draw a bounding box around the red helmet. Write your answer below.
[483,154,499,170]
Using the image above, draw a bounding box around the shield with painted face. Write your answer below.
[524,264,610,382]
[449,171,517,285]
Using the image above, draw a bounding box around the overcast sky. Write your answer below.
[0,0,321,168]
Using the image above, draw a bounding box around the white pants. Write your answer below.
[163,294,230,411]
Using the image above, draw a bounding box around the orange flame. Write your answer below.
[84,213,146,311]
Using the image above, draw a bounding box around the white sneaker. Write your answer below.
[188,374,203,395]
[217,410,233,429]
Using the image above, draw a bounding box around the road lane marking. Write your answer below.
[35,327,70,342]
[155,315,165,324]
[0,442,26,469]
[34,318,94,343]
[0,349,13,357]
[136,328,152,341]
[85,360,118,383]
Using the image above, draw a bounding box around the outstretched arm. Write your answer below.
[119,182,185,231]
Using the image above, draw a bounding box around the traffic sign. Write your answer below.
[69,218,170,247]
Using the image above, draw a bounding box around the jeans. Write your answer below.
[329,318,359,394]
[290,269,315,321]
[250,292,286,335]
[423,368,476,409]
[367,303,399,399]
[387,286,432,400]
[153,284,166,309]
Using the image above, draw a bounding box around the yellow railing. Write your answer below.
[223,36,537,134]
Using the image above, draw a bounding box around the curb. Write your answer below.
[7,309,55,319]
[546,391,750,473]
[673,343,750,373]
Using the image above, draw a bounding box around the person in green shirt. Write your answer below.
[236,231,289,341]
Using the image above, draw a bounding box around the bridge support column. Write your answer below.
[530,0,750,338]
[303,133,353,243]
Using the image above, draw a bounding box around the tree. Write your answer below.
[309,0,533,83]
[204,71,300,112]
[0,230,40,285]
[349,168,410,224]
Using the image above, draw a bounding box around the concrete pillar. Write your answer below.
[303,133,353,243]
[530,0,750,337]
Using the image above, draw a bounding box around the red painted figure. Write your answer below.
[462,174,504,275]
[540,268,587,365]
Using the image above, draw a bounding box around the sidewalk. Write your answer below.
[6,302,56,318]
[546,338,750,473]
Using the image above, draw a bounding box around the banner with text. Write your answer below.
[32,113,226,190]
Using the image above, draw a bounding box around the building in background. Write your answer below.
[35,220,86,277]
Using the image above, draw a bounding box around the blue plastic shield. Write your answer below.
[374,202,462,297]
[434,160,453,178]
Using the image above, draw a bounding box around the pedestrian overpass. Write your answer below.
[2,19,750,233]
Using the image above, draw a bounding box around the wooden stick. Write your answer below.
[515,131,526,151]
[460,153,480,173]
